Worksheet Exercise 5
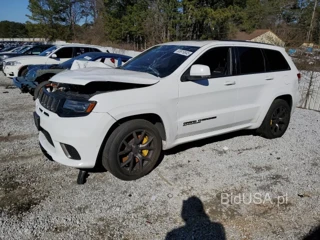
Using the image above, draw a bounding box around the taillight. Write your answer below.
[110,58,115,64]
[297,73,301,81]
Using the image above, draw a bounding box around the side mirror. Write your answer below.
[187,64,211,81]
[51,53,57,58]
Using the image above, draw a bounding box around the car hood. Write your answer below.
[0,51,16,54]
[50,68,160,85]
[0,53,21,56]
[4,55,45,62]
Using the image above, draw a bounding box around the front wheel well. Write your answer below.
[112,114,166,141]
[18,65,28,76]
[94,113,166,170]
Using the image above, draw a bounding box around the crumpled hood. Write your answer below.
[49,67,160,85]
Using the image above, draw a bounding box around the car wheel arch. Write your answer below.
[252,93,294,130]
[94,113,167,170]
[111,113,167,141]
[274,94,293,110]
[18,65,28,77]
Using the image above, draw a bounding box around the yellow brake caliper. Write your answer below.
[141,136,149,157]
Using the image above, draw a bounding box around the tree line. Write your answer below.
[2,0,320,49]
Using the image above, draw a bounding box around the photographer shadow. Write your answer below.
[166,196,226,240]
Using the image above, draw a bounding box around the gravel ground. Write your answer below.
[0,72,319,240]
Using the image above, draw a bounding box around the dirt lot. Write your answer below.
[0,72,319,240]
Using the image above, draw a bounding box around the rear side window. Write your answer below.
[55,47,73,58]
[28,47,43,55]
[263,49,291,72]
[237,47,265,74]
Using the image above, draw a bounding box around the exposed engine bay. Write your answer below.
[45,81,151,100]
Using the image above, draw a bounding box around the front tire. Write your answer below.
[102,120,162,181]
[257,99,291,139]
[20,68,28,77]
[33,81,51,101]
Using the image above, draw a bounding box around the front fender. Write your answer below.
[107,103,177,149]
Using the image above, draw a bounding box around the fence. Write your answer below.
[298,70,320,111]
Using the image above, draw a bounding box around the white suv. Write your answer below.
[34,41,300,181]
[3,44,106,78]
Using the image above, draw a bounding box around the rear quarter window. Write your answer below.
[263,49,291,72]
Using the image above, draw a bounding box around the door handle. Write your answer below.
[265,77,274,81]
[224,81,236,86]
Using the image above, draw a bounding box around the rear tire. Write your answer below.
[102,119,162,181]
[257,99,291,139]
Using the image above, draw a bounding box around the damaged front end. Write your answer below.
[37,81,150,117]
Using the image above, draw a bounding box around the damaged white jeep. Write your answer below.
[34,41,300,181]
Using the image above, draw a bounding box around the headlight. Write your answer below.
[2,55,8,60]
[63,99,96,114]
[5,61,21,66]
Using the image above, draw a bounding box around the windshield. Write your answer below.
[120,45,199,78]
[39,46,57,56]
[12,46,24,53]
[18,46,32,54]
[1,46,15,52]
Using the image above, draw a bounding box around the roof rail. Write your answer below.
[221,40,275,46]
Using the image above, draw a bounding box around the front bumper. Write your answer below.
[13,77,37,93]
[3,65,18,78]
[35,100,116,168]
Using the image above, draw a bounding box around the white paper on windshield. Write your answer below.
[84,56,92,60]
[174,49,193,56]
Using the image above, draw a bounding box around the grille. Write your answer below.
[38,88,62,112]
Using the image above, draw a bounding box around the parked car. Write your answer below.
[13,52,131,99]
[0,45,53,69]
[34,41,300,181]
[1,45,31,54]
[0,46,16,52]
[3,44,106,78]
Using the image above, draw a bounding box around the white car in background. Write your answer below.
[3,44,106,78]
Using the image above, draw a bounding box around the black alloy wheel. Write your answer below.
[102,119,162,180]
[257,99,291,139]
[117,130,155,174]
